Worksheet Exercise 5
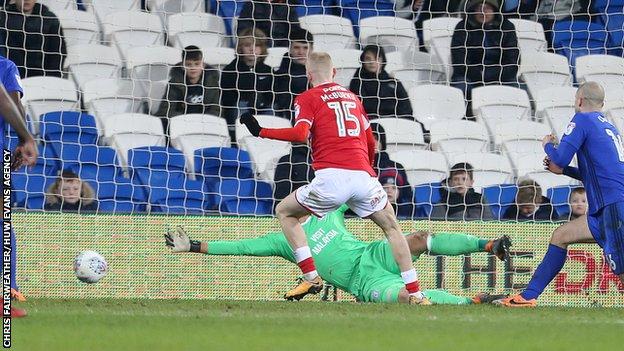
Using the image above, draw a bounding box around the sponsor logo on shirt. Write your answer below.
[564,122,576,136]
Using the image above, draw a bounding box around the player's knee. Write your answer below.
[409,231,429,253]
[550,226,570,248]
[397,289,410,304]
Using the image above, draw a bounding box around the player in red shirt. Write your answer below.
[240,52,425,303]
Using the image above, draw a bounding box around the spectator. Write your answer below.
[0,0,67,78]
[503,179,559,221]
[221,28,275,141]
[237,0,301,48]
[273,142,314,202]
[531,0,593,48]
[569,187,588,220]
[450,0,520,105]
[379,169,416,219]
[431,162,493,220]
[155,45,221,136]
[45,170,97,212]
[274,27,313,121]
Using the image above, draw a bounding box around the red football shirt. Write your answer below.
[294,82,376,176]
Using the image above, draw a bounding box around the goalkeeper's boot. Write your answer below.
[409,295,432,305]
[11,288,26,302]
[11,307,27,318]
[284,276,323,301]
[485,235,512,261]
[493,294,537,307]
[471,292,509,304]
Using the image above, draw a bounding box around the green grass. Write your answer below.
[12,299,624,351]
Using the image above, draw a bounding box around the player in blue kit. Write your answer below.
[496,82,624,307]
[0,55,38,317]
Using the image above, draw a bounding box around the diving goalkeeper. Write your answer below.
[165,205,510,304]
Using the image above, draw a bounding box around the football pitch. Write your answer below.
[12,299,624,351]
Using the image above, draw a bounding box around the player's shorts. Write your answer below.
[587,201,624,275]
[295,168,387,218]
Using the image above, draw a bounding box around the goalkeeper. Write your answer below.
[165,205,510,304]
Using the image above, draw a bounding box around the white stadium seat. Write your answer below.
[359,16,418,55]
[125,46,181,100]
[235,115,291,147]
[409,85,465,130]
[65,44,123,91]
[514,154,575,190]
[605,89,624,133]
[102,11,164,61]
[264,47,290,68]
[147,0,205,26]
[167,13,227,49]
[202,47,236,70]
[389,150,448,185]
[472,85,531,136]
[575,55,624,92]
[103,113,166,167]
[329,49,361,87]
[82,78,143,132]
[169,114,231,172]
[369,118,426,153]
[389,51,446,91]
[519,52,572,99]
[84,0,142,24]
[21,77,79,134]
[430,120,489,154]
[422,17,461,78]
[39,0,77,11]
[508,19,547,53]
[299,15,356,51]
[446,152,513,192]
[496,121,552,163]
[534,87,577,138]
[55,10,100,47]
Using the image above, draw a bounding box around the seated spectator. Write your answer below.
[379,170,416,219]
[274,27,313,121]
[155,45,221,136]
[450,0,520,104]
[569,187,587,220]
[503,179,559,221]
[221,28,275,141]
[45,171,97,212]
[0,0,67,77]
[431,162,493,220]
[273,142,314,202]
[237,0,301,48]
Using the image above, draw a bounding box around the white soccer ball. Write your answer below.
[74,251,108,284]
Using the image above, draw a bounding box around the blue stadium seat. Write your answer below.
[482,184,519,220]
[128,146,186,171]
[151,185,214,215]
[39,111,98,145]
[194,147,254,182]
[58,144,122,182]
[295,0,339,17]
[213,179,273,203]
[211,0,247,35]
[96,179,148,213]
[552,21,608,76]
[413,182,442,218]
[220,199,274,215]
[546,186,576,218]
[15,143,60,176]
[12,173,55,209]
[338,0,395,36]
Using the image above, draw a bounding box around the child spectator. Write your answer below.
[379,170,415,219]
[503,179,559,221]
[45,170,97,212]
[569,187,588,220]
[237,0,301,48]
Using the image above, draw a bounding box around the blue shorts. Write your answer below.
[587,202,624,275]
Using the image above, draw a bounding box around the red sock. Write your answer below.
[294,246,318,281]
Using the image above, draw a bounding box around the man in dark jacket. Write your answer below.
[273,142,314,202]
[1,0,67,77]
[155,46,221,135]
[450,0,520,101]
[237,0,301,48]
[274,27,312,121]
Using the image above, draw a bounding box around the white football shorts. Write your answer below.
[295,168,387,218]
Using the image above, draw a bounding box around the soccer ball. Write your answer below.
[74,251,108,284]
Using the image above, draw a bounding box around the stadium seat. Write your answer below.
[147,0,205,26]
[445,152,513,193]
[422,17,462,78]
[429,120,489,155]
[482,184,518,219]
[518,52,572,100]
[513,154,575,190]
[575,55,624,92]
[338,0,395,37]
[534,87,577,138]
[212,179,274,215]
[595,0,624,55]
[39,0,78,12]
[264,47,290,68]
[102,11,164,61]
[370,118,426,153]
[294,0,339,17]
[244,138,291,181]
[552,21,608,72]
[495,121,551,162]
[60,145,123,182]
[169,114,230,172]
[85,0,142,25]
[299,14,357,51]
[236,115,292,147]
[12,174,54,210]
[150,186,213,214]
[82,78,143,130]
[359,16,418,54]
[329,49,361,86]
[409,85,465,130]
[103,113,166,167]
[21,77,79,134]
[211,0,247,35]
[201,47,236,70]
[546,186,576,218]
[167,13,227,49]
[413,182,442,218]
[55,9,99,47]
[508,19,547,53]
[472,86,531,136]
[65,44,123,91]
[125,45,181,103]
[97,178,149,212]
[39,111,99,146]
[220,199,274,216]
[389,150,448,185]
[605,89,624,133]
[388,51,446,91]
[194,147,254,183]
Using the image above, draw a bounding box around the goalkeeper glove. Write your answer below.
[240,111,262,137]
[164,227,202,253]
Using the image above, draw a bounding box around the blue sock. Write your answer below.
[521,244,567,300]
[10,229,18,291]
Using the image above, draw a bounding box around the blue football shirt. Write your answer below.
[0,55,24,150]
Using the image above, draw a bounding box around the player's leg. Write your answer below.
[600,202,624,284]
[407,231,511,261]
[495,215,596,307]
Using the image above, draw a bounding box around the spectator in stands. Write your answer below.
[237,0,301,48]
[569,187,588,220]
[431,162,493,220]
[155,46,221,136]
[379,169,416,219]
[273,142,314,202]
[531,0,593,48]
[450,0,520,105]
[0,0,67,78]
[45,171,97,212]
[274,27,313,121]
[221,28,275,141]
[503,179,559,221]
